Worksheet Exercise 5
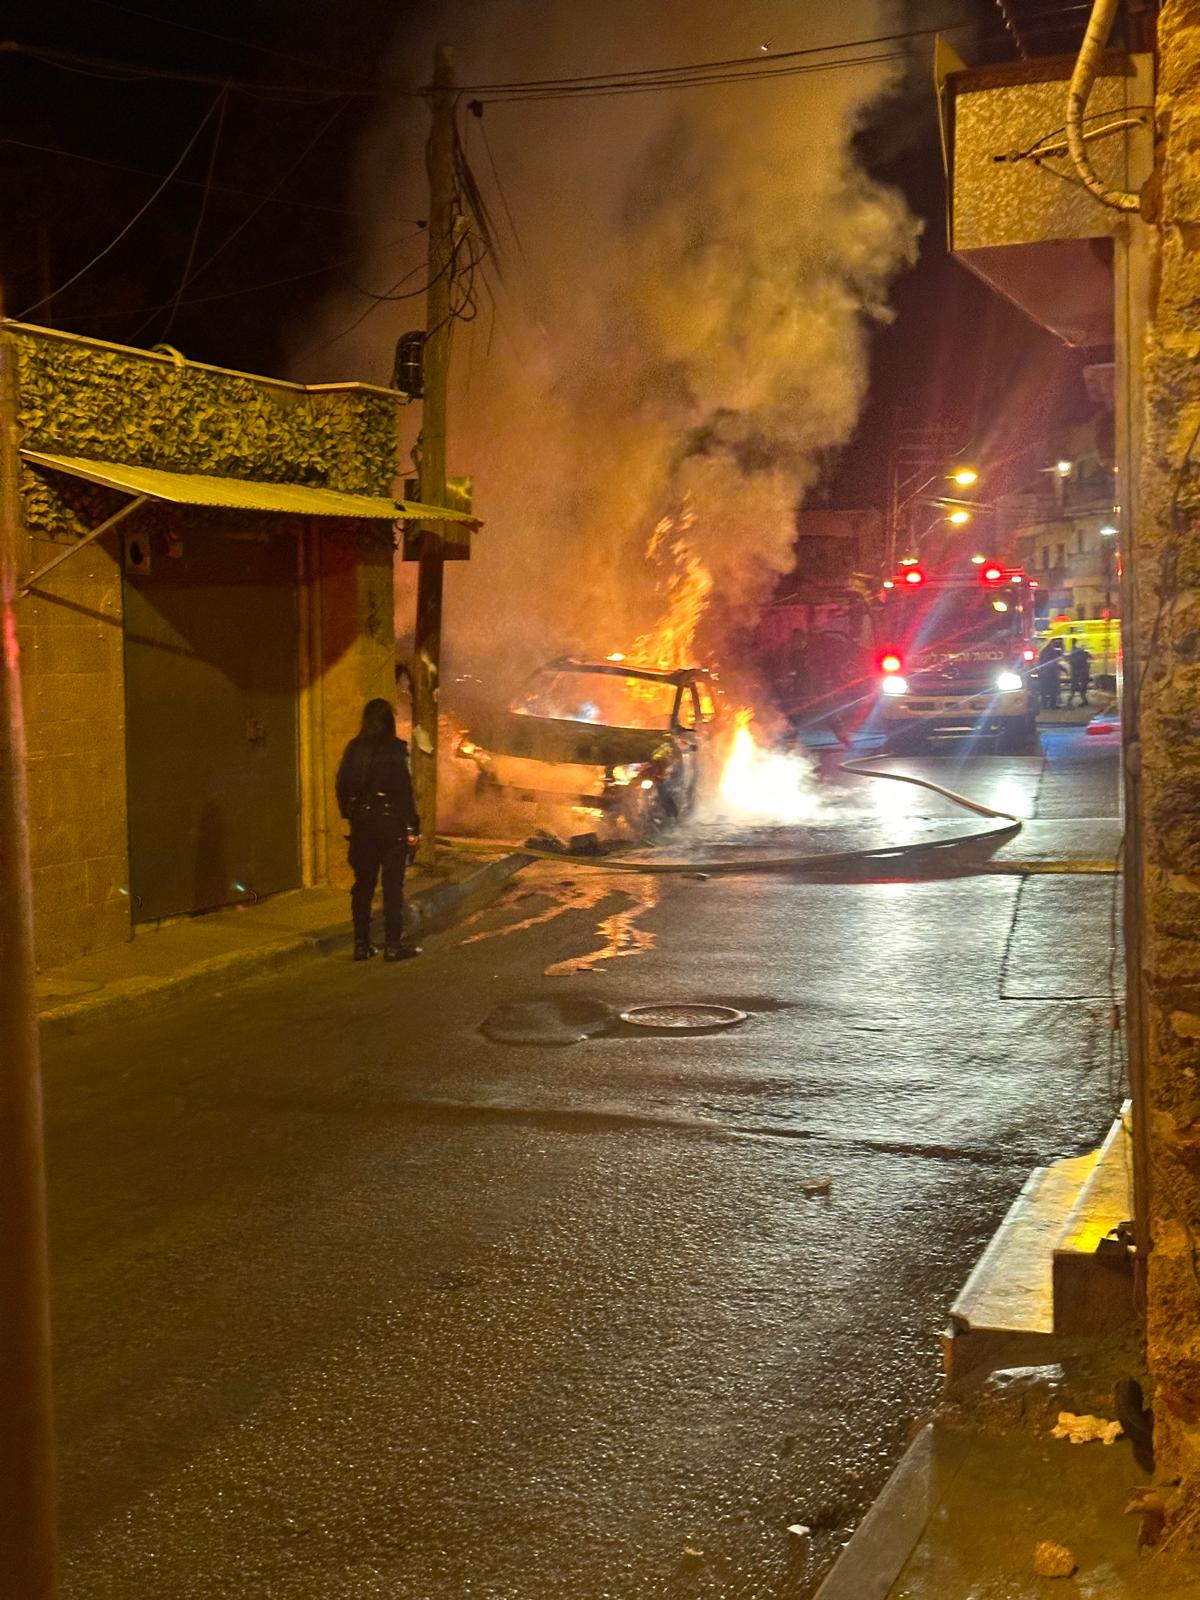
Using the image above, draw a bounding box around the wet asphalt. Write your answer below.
[44,730,1123,1598]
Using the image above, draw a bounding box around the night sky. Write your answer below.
[1,0,1102,508]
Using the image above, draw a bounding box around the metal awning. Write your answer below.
[21,449,474,523]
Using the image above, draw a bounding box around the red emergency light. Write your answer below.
[880,653,902,674]
[903,568,924,585]
[1022,647,1037,662]
[982,565,1003,583]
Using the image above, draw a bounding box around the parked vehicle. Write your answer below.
[456,657,726,837]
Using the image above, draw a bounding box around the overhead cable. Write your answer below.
[15,95,224,319]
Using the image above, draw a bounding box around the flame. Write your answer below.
[718,708,826,823]
[627,506,713,671]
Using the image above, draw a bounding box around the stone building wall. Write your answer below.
[1139,0,1200,1516]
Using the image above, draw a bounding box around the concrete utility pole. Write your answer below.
[0,294,60,1596]
[412,42,457,867]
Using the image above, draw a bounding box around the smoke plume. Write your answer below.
[299,2,919,697]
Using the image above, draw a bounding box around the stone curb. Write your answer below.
[39,853,532,1041]
[812,1424,971,1600]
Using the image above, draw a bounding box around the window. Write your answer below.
[1056,543,1066,567]
[1077,530,1085,554]
[1042,546,1050,571]
[696,683,716,721]
[675,687,699,730]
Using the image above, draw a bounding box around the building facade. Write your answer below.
[12,324,412,969]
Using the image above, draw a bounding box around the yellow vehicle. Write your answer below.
[1036,616,1120,688]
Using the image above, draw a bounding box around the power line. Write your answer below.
[0,136,422,221]
[152,87,229,343]
[173,99,351,290]
[0,38,368,101]
[77,0,359,79]
[448,6,1089,96]
[15,95,223,319]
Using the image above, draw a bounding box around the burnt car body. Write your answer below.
[456,658,724,836]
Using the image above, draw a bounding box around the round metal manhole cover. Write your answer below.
[619,1003,748,1033]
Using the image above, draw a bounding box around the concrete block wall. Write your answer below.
[1140,0,1200,1522]
[19,529,130,968]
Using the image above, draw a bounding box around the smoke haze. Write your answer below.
[298,1,920,697]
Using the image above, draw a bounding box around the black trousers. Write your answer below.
[348,829,407,944]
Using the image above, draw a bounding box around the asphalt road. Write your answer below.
[45,731,1123,1599]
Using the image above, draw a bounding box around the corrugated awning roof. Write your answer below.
[21,450,475,523]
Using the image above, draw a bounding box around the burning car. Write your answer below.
[455,657,724,837]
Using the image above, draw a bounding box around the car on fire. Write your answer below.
[874,565,1040,752]
[455,657,725,837]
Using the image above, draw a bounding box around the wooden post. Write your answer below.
[412,43,456,867]
[0,296,60,1595]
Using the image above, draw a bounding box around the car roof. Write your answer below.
[543,657,708,685]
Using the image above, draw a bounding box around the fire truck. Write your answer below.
[873,562,1040,752]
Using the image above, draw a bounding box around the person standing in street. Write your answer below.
[1037,638,1065,710]
[336,699,421,962]
[1067,639,1093,708]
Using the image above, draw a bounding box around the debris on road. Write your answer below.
[1050,1410,1123,1445]
[799,1176,833,1198]
[1032,1540,1076,1578]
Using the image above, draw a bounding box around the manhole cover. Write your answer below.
[481,997,619,1046]
[619,1003,748,1032]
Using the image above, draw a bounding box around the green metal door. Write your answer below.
[123,521,300,923]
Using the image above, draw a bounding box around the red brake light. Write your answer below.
[983,566,1003,582]
[903,569,924,585]
[880,654,902,674]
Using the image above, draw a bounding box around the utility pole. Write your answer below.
[0,293,60,1596]
[412,42,457,867]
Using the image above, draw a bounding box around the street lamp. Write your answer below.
[1055,460,1072,477]
[952,468,978,487]
[1100,523,1118,537]
[948,508,971,525]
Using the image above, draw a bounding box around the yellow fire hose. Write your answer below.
[437,756,1029,876]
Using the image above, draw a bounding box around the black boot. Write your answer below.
[384,942,420,962]
[353,940,377,961]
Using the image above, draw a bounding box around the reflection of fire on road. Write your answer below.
[462,870,660,976]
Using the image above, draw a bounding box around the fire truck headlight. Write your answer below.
[995,670,1023,694]
[882,675,909,697]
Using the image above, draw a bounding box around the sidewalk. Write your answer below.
[37,846,529,1037]
[815,1416,1200,1599]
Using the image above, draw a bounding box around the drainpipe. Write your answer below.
[1067,0,1142,212]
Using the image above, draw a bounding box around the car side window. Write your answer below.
[697,684,716,721]
[676,687,699,730]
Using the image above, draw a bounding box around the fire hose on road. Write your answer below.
[439,757,1033,877]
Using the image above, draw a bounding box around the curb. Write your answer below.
[39,853,532,1040]
[812,1424,970,1600]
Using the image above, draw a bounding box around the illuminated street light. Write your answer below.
[1100,523,1118,537]
[952,468,978,487]
[948,509,971,525]
[1055,460,1072,477]
[970,554,986,565]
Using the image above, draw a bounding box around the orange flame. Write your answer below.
[627,506,713,671]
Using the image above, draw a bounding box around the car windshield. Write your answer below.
[879,585,1028,657]
[515,668,678,730]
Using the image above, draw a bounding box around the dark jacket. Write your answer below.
[336,735,420,833]
[1067,645,1092,684]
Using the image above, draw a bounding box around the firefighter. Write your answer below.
[335,698,421,961]
[1066,639,1093,708]
[1037,638,1065,710]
